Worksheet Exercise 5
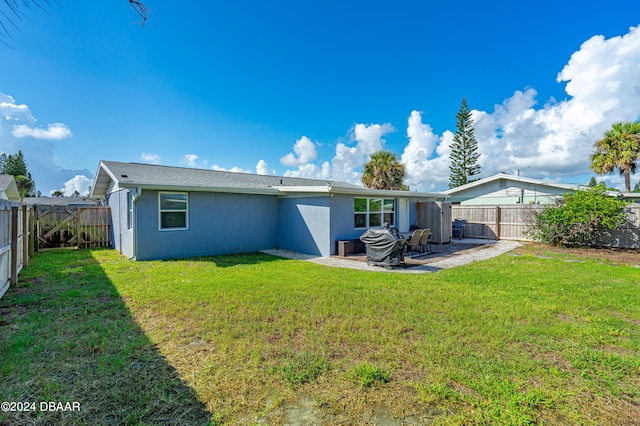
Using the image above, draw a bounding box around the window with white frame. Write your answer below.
[159,192,188,230]
[354,197,395,228]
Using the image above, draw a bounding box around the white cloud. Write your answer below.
[11,123,72,140]
[59,175,92,196]
[283,162,332,179]
[256,160,276,175]
[397,26,640,192]
[401,111,450,191]
[280,136,318,166]
[211,164,252,173]
[330,122,395,184]
[0,92,89,196]
[182,154,202,168]
[141,152,161,164]
[1,95,33,122]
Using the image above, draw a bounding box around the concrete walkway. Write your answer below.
[262,239,522,274]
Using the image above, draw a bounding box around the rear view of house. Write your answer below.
[90,161,443,260]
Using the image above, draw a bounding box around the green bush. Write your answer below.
[526,184,628,247]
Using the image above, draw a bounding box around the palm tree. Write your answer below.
[591,121,640,192]
[1,1,147,41]
[361,151,407,190]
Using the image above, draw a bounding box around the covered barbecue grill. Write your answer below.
[359,225,405,268]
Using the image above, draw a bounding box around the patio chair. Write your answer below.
[404,229,423,257]
[419,228,432,253]
[452,219,465,240]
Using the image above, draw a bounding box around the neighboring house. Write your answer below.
[622,192,640,203]
[0,175,20,201]
[22,197,102,207]
[444,173,578,205]
[90,161,444,260]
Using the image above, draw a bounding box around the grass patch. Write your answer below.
[352,363,390,389]
[268,351,331,387]
[0,246,639,424]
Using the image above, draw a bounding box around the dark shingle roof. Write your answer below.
[92,161,362,197]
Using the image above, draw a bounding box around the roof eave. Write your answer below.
[274,185,445,198]
[117,182,279,195]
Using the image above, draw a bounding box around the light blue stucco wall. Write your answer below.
[329,194,366,253]
[106,186,439,260]
[277,196,331,257]
[106,187,134,258]
[134,190,278,260]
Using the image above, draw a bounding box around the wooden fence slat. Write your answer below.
[10,206,18,285]
[36,205,111,250]
[452,203,640,248]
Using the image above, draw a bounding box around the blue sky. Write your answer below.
[1,1,640,195]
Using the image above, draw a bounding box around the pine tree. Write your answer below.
[0,153,7,174]
[2,150,38,198]
[449,98,481,188]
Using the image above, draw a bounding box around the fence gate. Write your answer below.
[416,201,452,244]
[36,206,111,249]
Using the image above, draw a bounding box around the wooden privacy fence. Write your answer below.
[452,204,640,248]
[0,200,34,298]
[36,206,111,249]
[416,201,452,243]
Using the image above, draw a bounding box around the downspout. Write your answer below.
[131,187,142,260]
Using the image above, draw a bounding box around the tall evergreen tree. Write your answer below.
[449,98,481,188]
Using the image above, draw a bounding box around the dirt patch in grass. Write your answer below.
[513,242,640,266]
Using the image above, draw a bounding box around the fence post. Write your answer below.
[495,205,501,240]
[22,205,28,269]
[28,207,35,257]
[10,206,18,285]
[76,207,83,249]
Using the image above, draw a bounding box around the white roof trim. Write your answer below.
[444,173,578,195]
[273,185,446,198]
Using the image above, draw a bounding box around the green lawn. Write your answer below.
[1,247,639,425]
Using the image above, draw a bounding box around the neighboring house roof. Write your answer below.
[0,174,20,201]
[444,173,578,196]
[91,161,444,199]
[622,192,640,202]
[21,197,102,206]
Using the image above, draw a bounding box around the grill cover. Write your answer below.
[359,226,405,267]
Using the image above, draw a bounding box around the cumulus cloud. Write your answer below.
[280,136,318,166]
[401,111,451,191]
[211,164,253,173]
[279,26,640,192]
[181,154,206,168]
[12,123,72,140]
[0,92,90,196]
[283,162,332,180]
[330,123,395,183]
[141,152,161,164]
[256,160,276,175]
[59,175,92,196]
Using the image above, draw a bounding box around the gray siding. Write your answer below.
[330,195,365,254]
[135,190,278,260]
[277,196,331,257]
[106,188,134,258]
[449,180,570,205]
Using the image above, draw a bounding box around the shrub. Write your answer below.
[526,184,628,247]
